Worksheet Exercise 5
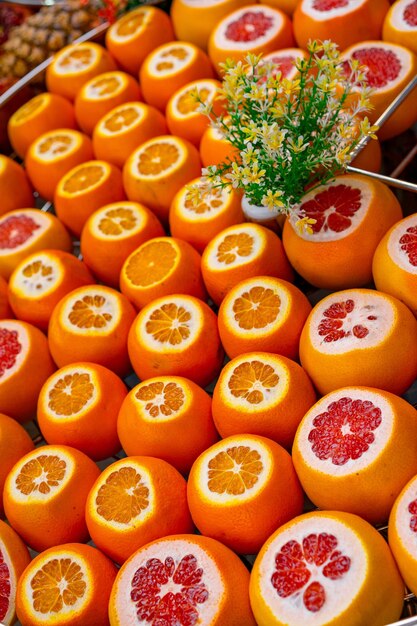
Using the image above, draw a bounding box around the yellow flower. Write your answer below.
[262,189,285,210]
[294,216,317,235]
[360,118,379,140]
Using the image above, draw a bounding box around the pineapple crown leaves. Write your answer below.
[193,40,378,230]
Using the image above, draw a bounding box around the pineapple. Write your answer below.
[0,0,99,80]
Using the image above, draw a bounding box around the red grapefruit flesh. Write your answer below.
[405,1,417,25]
[343,47,401,88]
[312,0,349,8]
[399,225,417,265]
[0,548,10,622]
[0,328,21,378]
[0,215,40,250]
[302,185,362,235]
[225,10,274,41]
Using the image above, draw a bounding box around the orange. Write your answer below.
[341,40,417,140]
[80,201,164,288]
[262,0,298,14]
[139,41,214,112]
[128,294,224,387]
[123,135,202,224]
[8,92,77,159]
[373,213,417,317]
[187,433,303,554]
[120,236,207,309]
[54,160,126,237]
[208,5,295,75]
[8,249,94,331]
[85,456,194,564]
[349,131,382,173]
[37,362,127,461]
[0,319,55,423]
[0,155,33,217]
[0,209,72,281]
[16,543,117,626]
[171,0,254,50]
[201,222,294,306]
[0,413,34,517]
[46,41,117,102]
[74,71,142,135]
[383,0,417,54]
[3,444,100,552]
[293,386,417,525]
[0,276,13,319]
[48,284,136,377]
[169,177,244,253]
[282,174,402,290]
[92,101,167,169]
[250,510,404,626]
[166,78,224,147]
[212,352,316,449]
[106,5,175,75]
[389,472,417,596]
[293,0,390,50]
[299,288,417,395]
[25,128,94,201]
[0,519,31,626]
[199,124,240,169]
[218,276,312,360]
[109,534,256,626]
[117,376,218,474]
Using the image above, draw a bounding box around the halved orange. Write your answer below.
[0,276,12,319]
[106,5,175,75]
[54,160,126,237]
[200,123,240,169]
[389,472,417,597]
[0,319,55,423]
[128,294,224,387]
[85,456,194,564]
[201,222,294,306]
[120,236,207,310]
[8,92,77,159]
[213,352,316,449]
[383,0,417,54]
[37,362,127,461]
[0,413,34,517]
[166,78,224,147]
[80,201,165,288]
[139,41,214,112]
[25,128,94,201]
[16,543,117,626]
[0,209,72,281]
[8,249,94,331]
[123,135,202,224]
[48,284,136,377]
[187,433,303,554]
[92,101,168,169]
[109,534,256,626]
[46,41,117,102]
[0,519,31,626]
[117,376,218,474]
[3,444,100,552]
[0,155,33,216]
[169,177,244,253]
[75,71,142,135]
[218,275,312,360]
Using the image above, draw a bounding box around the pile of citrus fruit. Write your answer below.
[0,0,417,624]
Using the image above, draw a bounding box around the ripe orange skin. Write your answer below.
[8,93,77,159]
[293,0,390,50]
[293,387,417,525]
[0,413,34,517]
[54,161,126,237]
[80,202,165,288]
[262,0,298,14]
[117,376,219,474]
[0,156,33,216]
[0,276,13,319]
[25,129,94,201]
[139,42,215,112]
[8,250,95,331]
[120,237,207,310]
[106,6,175,75]
[389,476,417,596]
[74,72,142,136]
[199,125,240,169]
[212,353,316,449]
[282,175,402,290]
[250,510,404,626]
[0,519,31,625]
[350,136,382,173]
[38,362,127,461]
[48,285,136,377]
[383,1,417,54]
[0,320,55,423]
[187,434,304,554]
[3,445,100,552]
[85,456,194,564]
[299,288,417,396]
[109,533,256,626]
[128,295,225,388]
[16,543,117,626]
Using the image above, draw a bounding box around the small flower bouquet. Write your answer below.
[193,40,378,232]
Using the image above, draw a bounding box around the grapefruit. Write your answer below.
[389,472,417,597]
[383,0,417,54]
[0,519,31,626]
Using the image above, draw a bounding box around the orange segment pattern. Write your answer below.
[16,455,66,496]
[177,87,211,114]
[137,143,179,176]
[62,165,104,194]
[21,260,54,289]
[217,233,254,264]
[68,295,112,329]
[116,12,145,37]
[89,76,120,96]
[97,207,138,236]
[184,187,223,214]
[146,303,191,345]
[104,107,140,133]
[125,241,177,287]
[48,373,94,416]
[38,135,72,155]
[233,286,281,329]
[95,466,149,524]
[135,381,185,418]
[208,445,263,495]
[31,558,86,614]
[59,48,93,69]
[228,360,279,404]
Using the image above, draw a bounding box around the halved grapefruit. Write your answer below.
[261,47,308,80]
[389,472,417,596]
[0,519,31,626]
[383,0,417,54]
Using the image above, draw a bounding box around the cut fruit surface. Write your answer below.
[261,47,309,80]
[383,0,417,54]
[0,519,30,626]
[0,413,34,517]
[389,472,417,597]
